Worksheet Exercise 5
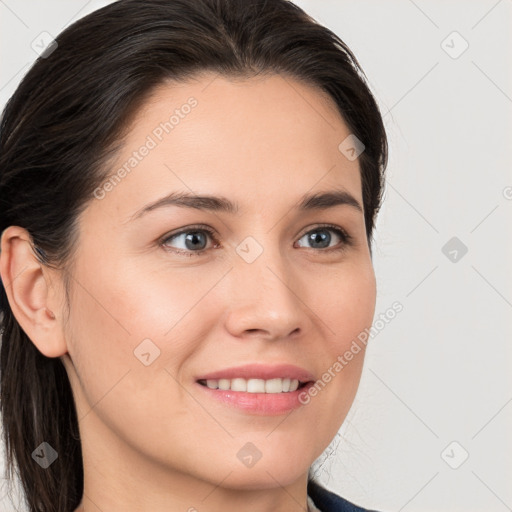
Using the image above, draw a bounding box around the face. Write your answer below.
[58,73,376,490]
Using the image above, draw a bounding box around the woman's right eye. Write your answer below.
[160,226,218,257]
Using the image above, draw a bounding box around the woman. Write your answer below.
[0,1,387,511]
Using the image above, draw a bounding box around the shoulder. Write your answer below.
[307,479,383,512]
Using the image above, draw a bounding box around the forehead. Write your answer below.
[90,73,363,221]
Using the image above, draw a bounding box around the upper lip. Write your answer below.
[196,363,316,382]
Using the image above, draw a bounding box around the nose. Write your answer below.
[223,238,308,342]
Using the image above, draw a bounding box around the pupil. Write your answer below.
[310,230,330,248]
[186,232,206,250]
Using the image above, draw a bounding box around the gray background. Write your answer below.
[1,1,511,511]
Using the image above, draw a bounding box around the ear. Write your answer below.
[0,226,68,358]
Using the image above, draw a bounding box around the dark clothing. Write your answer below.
[308,480,381,512]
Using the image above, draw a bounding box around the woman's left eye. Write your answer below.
[295,225,352,251]
[160,224,352,257]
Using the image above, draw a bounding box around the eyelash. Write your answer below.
[159,223,353,258]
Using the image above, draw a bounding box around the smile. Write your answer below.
[197,377,308,393]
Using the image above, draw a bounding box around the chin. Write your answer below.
[217,461,308,491]
[226,439,315,490]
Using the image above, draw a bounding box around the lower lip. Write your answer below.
[196,382,314,415]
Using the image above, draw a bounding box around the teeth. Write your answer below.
[265,378,282,393]
[218,378,230,390]
[231,378,247,392]
[247,378,266,393]
[206,380,218,389]
[202,377,304,393]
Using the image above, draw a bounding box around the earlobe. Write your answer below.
[0,226,67,358]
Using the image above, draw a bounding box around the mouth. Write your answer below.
[194,364,316,415]
[197,377,311,393]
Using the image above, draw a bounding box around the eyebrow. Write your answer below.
[128,188,363,222]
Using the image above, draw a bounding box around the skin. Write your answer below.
[0,72,376,512]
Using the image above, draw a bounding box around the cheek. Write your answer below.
[65,255,221,395]
[63,261,239,479]
[108,257,223,334]
[302,260,376,425]
[63,276,136,412]
[317,259,376,352]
